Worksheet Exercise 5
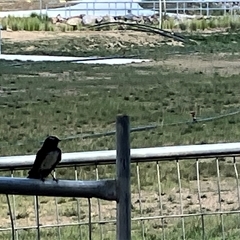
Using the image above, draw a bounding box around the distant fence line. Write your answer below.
[1,108,240,150]
[1,115,240,239]
[44,0,240,18]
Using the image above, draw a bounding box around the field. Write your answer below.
[1,29,240,239]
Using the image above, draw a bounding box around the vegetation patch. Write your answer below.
[1,14,240,32]
[1,31,240,239]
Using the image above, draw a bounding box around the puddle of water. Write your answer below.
[0,54,151,65]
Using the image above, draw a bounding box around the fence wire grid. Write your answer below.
[45,0,240,18]
[0,154,240,240]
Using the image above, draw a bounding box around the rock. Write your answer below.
[82,15,97,25]
[6,26,12,32]
[118,25,125,30]
[102,15,115,23]
[96,16,103,24]
[152,13,159,19]
[115,16,124,21]
[56,14,67,23]
[137,16,145,24]
[66,17,82,26]
[79,14,86,19]
[51,17,58,24]
[124,10,137,21]
[132,16,141,22]
[201,194,207,199]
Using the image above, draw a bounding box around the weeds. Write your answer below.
[0,14,55,31]
[1,14,240,32]
[190,20,197,31]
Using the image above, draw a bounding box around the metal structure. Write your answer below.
[0,140,240,239]
[0,178,116,200]
[0,141,240,169]
[0,115,131,240]
[0,0,240,18]
[0,24,2,55]
[44,0,240,18]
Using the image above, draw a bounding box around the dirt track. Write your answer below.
[2,30,168,44]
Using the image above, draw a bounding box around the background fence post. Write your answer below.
[116,115,131,240]
[0,24,2,55]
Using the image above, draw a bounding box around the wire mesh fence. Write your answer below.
[45,0,240,18]
[0,150,240,240]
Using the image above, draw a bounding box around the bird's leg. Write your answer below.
[40,175,45,182]
[50,172,58,182]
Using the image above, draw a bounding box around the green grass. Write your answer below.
[1,61,240,154]
[1,31,240,239]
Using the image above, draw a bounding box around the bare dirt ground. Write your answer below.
[2,30,170,44]
[143,56,240,76]
[0,177,238,229]
[3,30,240,76]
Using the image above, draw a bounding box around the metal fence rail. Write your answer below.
[45,0,240,18]
[0,141,239,169]
[0,115,132,240]
[0,140,240,238]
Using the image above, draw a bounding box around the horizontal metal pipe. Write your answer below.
[0,142,239,170]
[0,177,116,201]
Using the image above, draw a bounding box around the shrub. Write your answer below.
[1,15,240,32]
[200,19,208,30]
[230,20,240,31]
[190,21,197,31]
[208,19,217,29]
[179,22,187,31]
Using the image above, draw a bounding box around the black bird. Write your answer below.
[27,136,62,182]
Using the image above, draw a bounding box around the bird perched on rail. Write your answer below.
[27,136,62,182]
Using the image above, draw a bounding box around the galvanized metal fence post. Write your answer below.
[0,24,2,55]
[116,115,131,240]
[39,0,42,17]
